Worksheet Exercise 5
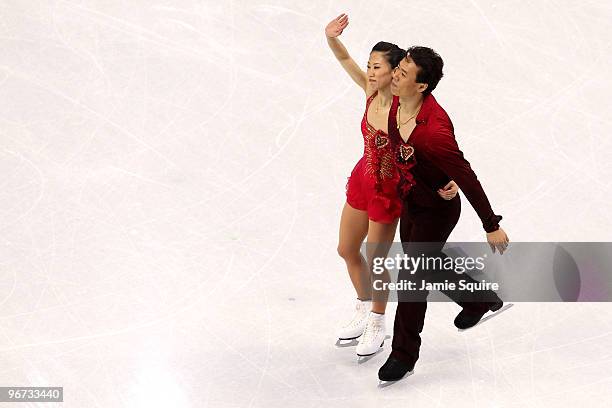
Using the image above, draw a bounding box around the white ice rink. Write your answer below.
[1,1,611,407]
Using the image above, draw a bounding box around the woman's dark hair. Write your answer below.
[371,42,406,68]
[405,46,444,96]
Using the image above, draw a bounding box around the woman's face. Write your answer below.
[366,52,394,91]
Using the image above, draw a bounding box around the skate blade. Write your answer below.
[335,338,359,348]
[336,334,389,348]
[356,347,384,364]
[356,339,388,363]
[377,370,414,388]
[458,303,514,332]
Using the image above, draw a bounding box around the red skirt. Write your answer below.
[345,157,402,224]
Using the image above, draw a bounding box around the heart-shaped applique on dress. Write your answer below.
[398,144,414,162]
[375,134,389,149]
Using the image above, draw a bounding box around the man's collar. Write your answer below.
[416,93,436,125]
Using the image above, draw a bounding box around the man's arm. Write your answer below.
[424,121,502,233]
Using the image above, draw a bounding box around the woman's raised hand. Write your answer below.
[325,13,349,38]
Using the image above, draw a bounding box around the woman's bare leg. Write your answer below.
[366,218,399,314]
[337,202,370,300]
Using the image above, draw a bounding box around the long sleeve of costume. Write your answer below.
[424,122,502,232]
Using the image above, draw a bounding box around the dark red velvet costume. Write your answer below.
[387,93,503,368]
[390,93,502,233]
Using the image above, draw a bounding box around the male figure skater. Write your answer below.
[378,46,510,381]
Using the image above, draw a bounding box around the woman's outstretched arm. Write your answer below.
[325,14,367,93]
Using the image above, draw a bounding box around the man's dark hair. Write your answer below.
[406,46,444,96]
[371,42,406,68]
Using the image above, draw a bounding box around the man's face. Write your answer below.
[391,55,428,97]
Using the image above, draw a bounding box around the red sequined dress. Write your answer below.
[345,91,413,224]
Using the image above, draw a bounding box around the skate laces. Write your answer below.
[361,315,384,343]
[342,302,368,329]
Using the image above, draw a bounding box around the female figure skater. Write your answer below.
[326,14,459,357]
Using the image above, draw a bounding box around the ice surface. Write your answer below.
[0,1,611,407]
